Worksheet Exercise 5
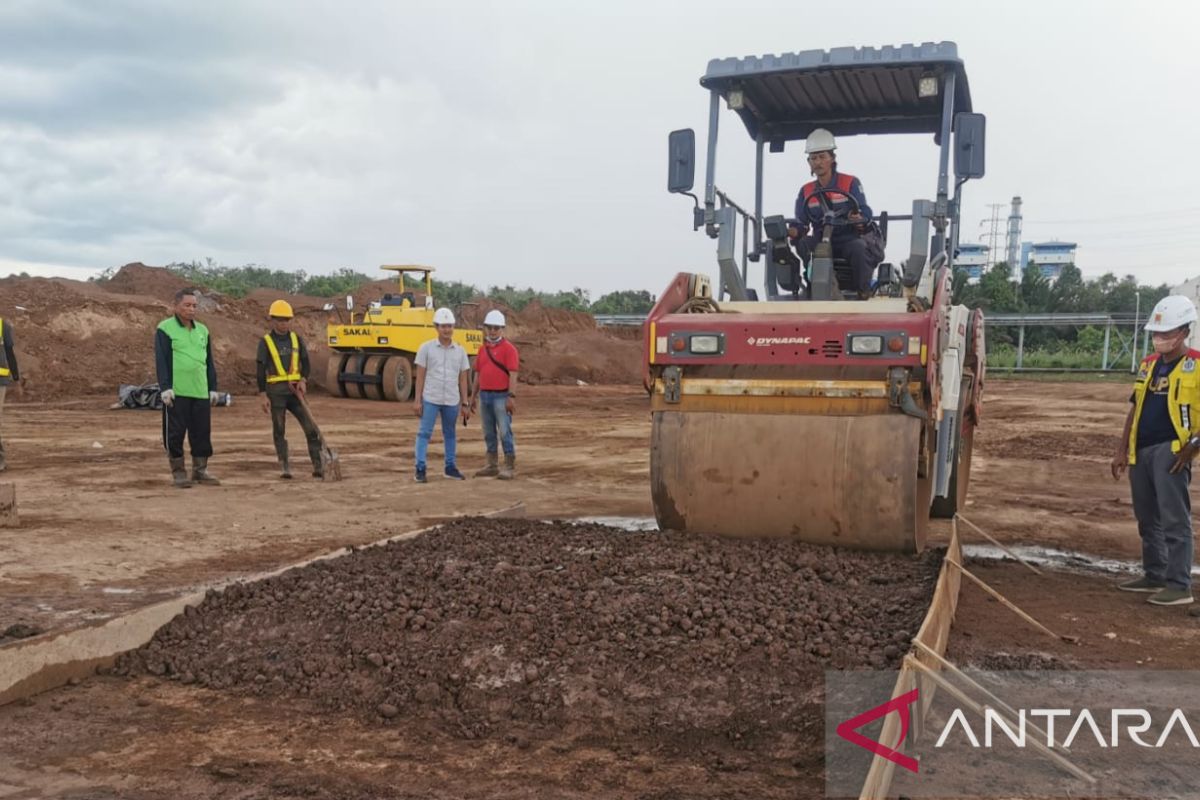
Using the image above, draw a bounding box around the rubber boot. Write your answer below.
[474,452,499,478]
[498,454,516,481]
[191,456,221,486]
[170,457,193,489]
[277,442,292,479]
[308,439,324,479]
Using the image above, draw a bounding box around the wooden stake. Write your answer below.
[946,557,1078,644]
[905,656,1096,784]
[955,513,1042,575]
[912,640,1058,749]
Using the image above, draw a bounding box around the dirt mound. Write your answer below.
[117,518,941,745]
[100,262,191,298]
[458,301,643,386]
[0,264,643,400]
[0,267,282,399]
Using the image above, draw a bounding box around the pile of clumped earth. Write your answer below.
[117,518,941,743]
[0,264,643,400]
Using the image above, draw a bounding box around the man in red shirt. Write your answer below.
[469,309,520,479]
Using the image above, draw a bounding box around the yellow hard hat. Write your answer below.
[268,299,294,319]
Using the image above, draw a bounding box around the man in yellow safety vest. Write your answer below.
[256,300,323,479]
[1112,295,1200,611]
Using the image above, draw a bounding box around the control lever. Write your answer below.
[762,215,803,295]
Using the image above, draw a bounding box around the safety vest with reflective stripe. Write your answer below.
[264,332,301,383]
[1128,349,1200,465]
[0,319,8,377]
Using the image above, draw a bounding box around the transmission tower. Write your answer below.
[978,203,1005,267]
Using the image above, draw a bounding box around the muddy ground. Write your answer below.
[1,378,1198,798]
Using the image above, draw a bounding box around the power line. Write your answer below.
[1023,206,1200,225]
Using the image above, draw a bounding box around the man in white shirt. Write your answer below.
[413,308,471,482]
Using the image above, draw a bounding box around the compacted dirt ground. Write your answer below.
[0,386,649,639]
[2,378,1198,798]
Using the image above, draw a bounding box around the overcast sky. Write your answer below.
[1,0,1197,295]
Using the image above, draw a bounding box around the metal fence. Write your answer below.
[985,312,1143,372]
[593,314,646,327]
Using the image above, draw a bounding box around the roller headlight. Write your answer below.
[850,335,883,355]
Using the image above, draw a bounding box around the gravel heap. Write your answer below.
[117,518,941,741]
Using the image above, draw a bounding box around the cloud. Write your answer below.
[0,0,1197,293]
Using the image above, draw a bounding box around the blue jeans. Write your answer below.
[479,390,515,456]
[414,402,459,470]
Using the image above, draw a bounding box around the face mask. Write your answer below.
[1153,334,1184,354]
[485,335,502,344]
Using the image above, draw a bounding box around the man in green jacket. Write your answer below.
[0,316,21,472]
[155,288,220,488]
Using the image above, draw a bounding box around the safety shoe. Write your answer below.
[414,467,427,483]
[444,466,466,480]
[279,459,293,480]
[1147,588,1194,606]
[1189,605,1200,618]
[169,457,193,489]
[474,452,499,478]
[498,454,516,481]
[191,457,220,486]
[1117,576,1166,593]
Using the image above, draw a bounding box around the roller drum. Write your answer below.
[650,411,929,552]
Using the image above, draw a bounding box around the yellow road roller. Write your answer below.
[325,265,482,401]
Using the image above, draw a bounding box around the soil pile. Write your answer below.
[0,264,643,399]
[117,518,941,745]
[0,265,325,399]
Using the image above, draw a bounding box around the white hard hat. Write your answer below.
[805,128,837,154]
[1145,295,1198,332]
[483,309,506,327]
[433,307,456,325]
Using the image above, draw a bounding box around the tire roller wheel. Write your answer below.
[325,354,350,398]
[381,355,414,402]
[650,411,931,553]
[362,355,388,401]
[345,354,369,400]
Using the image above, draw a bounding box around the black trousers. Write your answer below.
[269,392,322,465]
[796,235,872,294]
[162,396,213,459]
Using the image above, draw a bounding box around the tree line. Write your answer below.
[955,262,1174,368]
[954,262,1170,317]
[93,260,658,315]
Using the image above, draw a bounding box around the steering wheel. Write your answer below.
[807,185,863,228]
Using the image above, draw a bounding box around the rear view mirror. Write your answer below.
[954,113,986,180]
[667,129,696,193]
[346,295,354,311]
